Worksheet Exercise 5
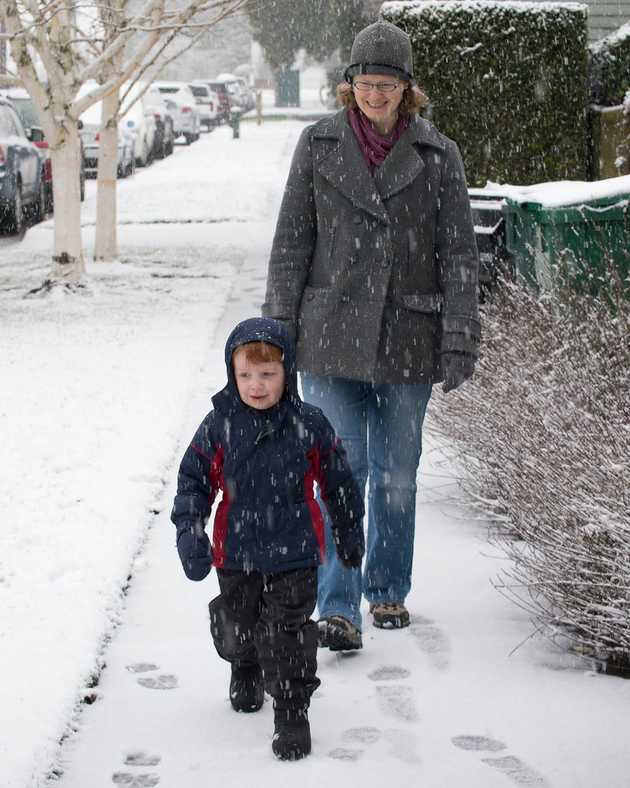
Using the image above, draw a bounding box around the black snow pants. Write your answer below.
[209,567,320,711]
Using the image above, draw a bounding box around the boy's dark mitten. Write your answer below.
[338,544,363,570]
[177,527,212,581]
[441,352,475,393]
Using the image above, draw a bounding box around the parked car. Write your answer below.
[215,72,255,112]
[119,82,158,167]
[79,101,135,179]
[1,87,86,211]
[200,80,231,124]
[141,85,175,159]
[0,95,46,234]
[153,82,200,144]
[189,82,218,131]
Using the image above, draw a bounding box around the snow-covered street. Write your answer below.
[2,120,630,788]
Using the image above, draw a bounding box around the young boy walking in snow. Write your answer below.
[171,317,364,761]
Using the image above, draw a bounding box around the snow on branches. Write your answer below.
[429,273,630,671]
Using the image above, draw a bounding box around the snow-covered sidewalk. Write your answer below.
[2,121,629,788]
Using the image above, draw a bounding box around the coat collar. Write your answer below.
[312,111,446,223]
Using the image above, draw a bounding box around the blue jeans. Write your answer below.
[301,374,433,631]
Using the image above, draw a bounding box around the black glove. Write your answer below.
[441,352,476,393]
[177,527,212,581]
[338,543,364,570]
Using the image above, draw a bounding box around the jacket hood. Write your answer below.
[214,317,300,414]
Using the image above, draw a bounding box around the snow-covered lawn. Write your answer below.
[2,120,629,788]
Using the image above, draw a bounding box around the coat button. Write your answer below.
[353,213,363,224]
[340,294,350,303]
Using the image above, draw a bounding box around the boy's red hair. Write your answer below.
[233,341,283,364]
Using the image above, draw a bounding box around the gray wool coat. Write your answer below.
[263,109,480,384]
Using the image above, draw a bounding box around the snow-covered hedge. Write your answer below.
[589,22,630,106]
[429,274,630,671]
[381,1,589,185]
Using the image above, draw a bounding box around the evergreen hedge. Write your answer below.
[589,23,630,106]
[381,1,589,186]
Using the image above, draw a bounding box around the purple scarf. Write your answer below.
[349,108,409,171]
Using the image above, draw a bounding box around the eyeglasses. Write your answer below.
[352,80,402,94]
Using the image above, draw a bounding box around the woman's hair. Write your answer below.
[336,81,428,116]
[233,341,283,364]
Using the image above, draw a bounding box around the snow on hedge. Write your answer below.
[477,173,630,207]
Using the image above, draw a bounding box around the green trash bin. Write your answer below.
[503,182,630,293]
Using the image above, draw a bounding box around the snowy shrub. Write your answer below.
[589,22,630,107]
[381,1,589,185]
[429,274,630,669]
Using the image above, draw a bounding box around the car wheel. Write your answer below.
[80,172,86,202]
[184,133,193,146]
[34,176,47,223]
[135,143,147,167]
[3,181,24,234]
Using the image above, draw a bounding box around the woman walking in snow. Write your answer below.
[263,20,480,651]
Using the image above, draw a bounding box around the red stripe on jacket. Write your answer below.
[208,446,229,568]
[192,444,228,568]
[305,446,326,562]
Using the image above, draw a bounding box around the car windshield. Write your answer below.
[10,98,41,131]
[157,86,180,94]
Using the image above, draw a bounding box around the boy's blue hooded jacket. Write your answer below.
[171,317,365,577]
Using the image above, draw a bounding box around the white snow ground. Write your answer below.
[1,120,629,788]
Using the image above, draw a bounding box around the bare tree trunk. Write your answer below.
[94,88,121,261]
[49,125,85,282]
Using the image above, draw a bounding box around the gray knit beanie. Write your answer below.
[344,20,414,83]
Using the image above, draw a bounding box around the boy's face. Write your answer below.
[233,351,285,410]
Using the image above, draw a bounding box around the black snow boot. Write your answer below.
[272,707,311,761]
[229,663,264,712]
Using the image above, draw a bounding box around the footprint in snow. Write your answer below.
[409,615,451,670]
[343,727,381,745]
[331,727,420,764]
[328,747,364,761]
[125,663,159,674]
[124,752,162,767]
[453,735,547,786]
[375,685,419,722]
[137,674,178,690]
[112,773,160,787]
[452,735,507,752]
[481,755,548,786]
[368,665,411,682]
